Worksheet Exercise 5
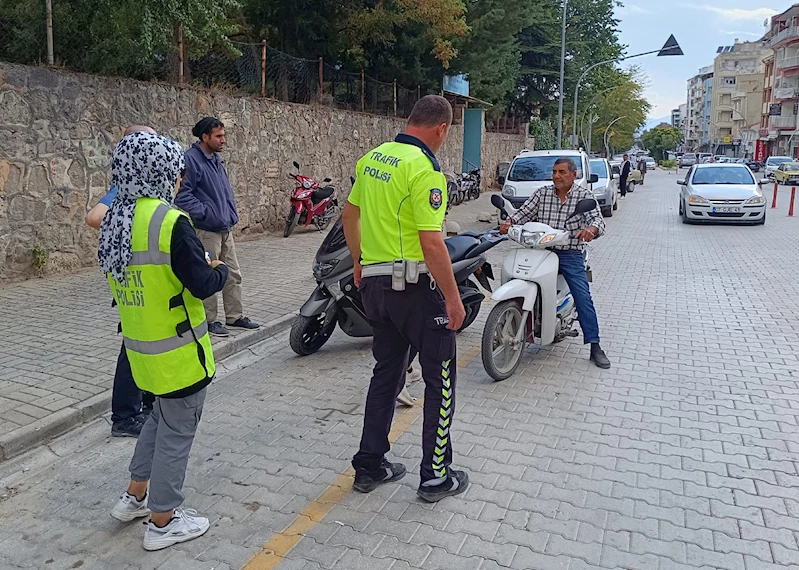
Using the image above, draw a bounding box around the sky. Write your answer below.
[613,1,784,123]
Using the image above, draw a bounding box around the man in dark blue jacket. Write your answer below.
[175,117,260,337]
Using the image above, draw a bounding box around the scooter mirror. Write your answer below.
[293,161,300,170]
[490,194,505,209]
[572,198,598,215]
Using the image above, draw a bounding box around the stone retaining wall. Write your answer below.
[0,62,526,282]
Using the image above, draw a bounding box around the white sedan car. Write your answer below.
[677,163,766,225]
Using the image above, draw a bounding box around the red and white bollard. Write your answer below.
[790,186,796,217]
[772,181,779,209]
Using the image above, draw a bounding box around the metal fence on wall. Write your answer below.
[0,5,422,118]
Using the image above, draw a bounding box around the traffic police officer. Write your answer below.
[342,95,470,502]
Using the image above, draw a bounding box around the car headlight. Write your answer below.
[303,180,313,189]
[745,195,766,204]
[502,185,516,197]
[688,195,709,204]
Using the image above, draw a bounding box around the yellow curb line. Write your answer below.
[243,343,481,570]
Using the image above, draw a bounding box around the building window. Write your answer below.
[723,77,736,87]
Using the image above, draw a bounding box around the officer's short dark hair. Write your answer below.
[408,95,453,128]
[554,157,578,174]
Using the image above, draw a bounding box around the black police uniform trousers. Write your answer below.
[353,274,457,484]
[111,342,155,425]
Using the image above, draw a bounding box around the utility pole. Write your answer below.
[556,0,567,149]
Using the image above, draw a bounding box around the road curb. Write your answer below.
[0,312,297,464]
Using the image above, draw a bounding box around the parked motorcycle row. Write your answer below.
[286,160,597,384]
[446,168,482,206]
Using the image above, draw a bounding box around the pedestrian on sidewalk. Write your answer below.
[637,156,647,186]
[85,124,156,438]
[174,117,260,338]
[619,153,631,198]
[101,131,228,551]
[343,95,470,502]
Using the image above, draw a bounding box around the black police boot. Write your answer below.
[590,343,611,369]
[353,459,406,493]
[417,470,469,503]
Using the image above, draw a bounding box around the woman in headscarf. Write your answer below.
[101,131,228,551]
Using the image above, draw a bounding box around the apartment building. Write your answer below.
[710,40,768,157]
[762,3,799,159]
[684,66,713,151]
[671,107,681,128]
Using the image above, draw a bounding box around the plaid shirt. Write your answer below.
[509,183,605,251]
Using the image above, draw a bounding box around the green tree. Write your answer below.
[641,125,682,161]
[582,67,650,153]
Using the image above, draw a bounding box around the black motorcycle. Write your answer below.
[289,217,506,356]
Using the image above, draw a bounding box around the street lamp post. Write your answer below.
[570,35,683,149]
[604,116,626,158]
[579,85,621,151]
[556,0,568,149]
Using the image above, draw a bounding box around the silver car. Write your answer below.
[589,158,618,217]
[677,164,766,225]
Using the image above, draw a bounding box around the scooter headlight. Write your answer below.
[303,180,313,189]
[296,189,313,200]
[313,259,340,279]
[520,231,546,246]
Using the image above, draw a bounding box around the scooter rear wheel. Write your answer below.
[289,312,338,356]
[481,299,525,381]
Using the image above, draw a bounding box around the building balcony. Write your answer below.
[770,26,799,47]
[774,86,799,99]
[732,91,747,99]
[771,115,797,129]
[777,55,799,69]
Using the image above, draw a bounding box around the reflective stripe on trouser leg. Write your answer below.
[432,358,452,478]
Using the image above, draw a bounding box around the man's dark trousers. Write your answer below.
[353,274,457,483]
[111,343,155,425]
[554,250,600,344]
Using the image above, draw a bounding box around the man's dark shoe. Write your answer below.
[227,317,260,330]
[590,343,611,369]
[417,470,469,503]
[353,459,406,493]
[208,321,230,337]
[111,416,145,438]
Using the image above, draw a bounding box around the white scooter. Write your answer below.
[481,194,597,381]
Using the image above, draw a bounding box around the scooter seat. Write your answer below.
[445,235,479,262]
[312,186,335,203]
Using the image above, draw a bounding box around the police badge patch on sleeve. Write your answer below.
[430,188,443,209]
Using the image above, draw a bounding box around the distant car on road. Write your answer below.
[734,158,761,172]
[765,156,793,178]
[677,163,766,225]
[589,158,619,217]
[678,153,697,169]
[644,157,656,170]
[774,161,799,185]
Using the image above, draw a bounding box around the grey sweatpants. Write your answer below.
[129,388,207,513]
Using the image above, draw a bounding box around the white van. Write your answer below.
[501,149,597,208]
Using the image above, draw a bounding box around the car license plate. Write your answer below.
[712,206,741,213]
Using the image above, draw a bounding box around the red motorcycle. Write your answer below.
[284,161,338,238]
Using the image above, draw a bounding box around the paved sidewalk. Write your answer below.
[0,198,493,461]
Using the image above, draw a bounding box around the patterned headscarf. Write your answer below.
[98,131,185,282]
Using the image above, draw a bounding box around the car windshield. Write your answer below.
[683,154,697,159]
[691,167,755,185]
[767,157,792,166]
[786,162,799,170]
[589,160,608,178]
[508,156,583,181]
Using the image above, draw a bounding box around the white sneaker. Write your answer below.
[406,366,422,383]
[111,492,150,522]
[397,385,416,406]
[143,507,210,551]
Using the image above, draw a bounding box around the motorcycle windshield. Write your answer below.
[318,215,347,255]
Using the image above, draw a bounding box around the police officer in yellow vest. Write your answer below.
[99,131,228,551]
[343,95,470,502]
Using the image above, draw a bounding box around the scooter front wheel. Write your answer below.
[284,209,300,238]
[481,299,525,381]
[289,312,338,356]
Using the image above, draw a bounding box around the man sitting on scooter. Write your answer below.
[499,157,611,369]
